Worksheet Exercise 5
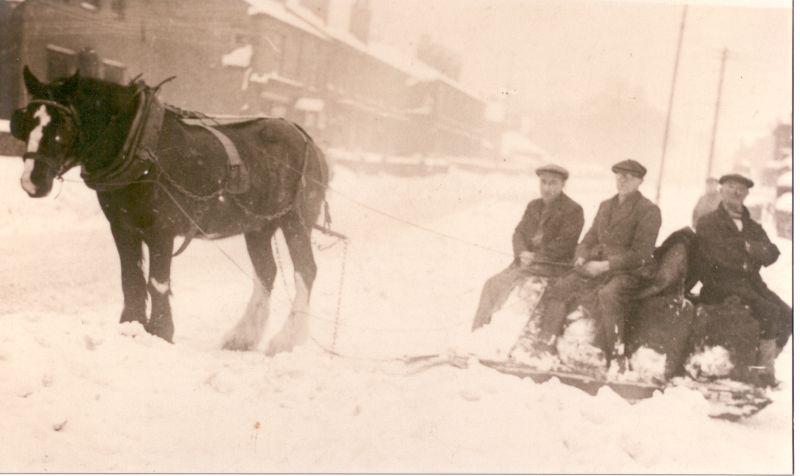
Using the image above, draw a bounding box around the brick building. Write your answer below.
[1,0,490,159]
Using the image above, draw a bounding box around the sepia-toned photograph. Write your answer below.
[0,0,793,473]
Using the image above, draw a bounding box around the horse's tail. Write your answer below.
[287,121,335,236]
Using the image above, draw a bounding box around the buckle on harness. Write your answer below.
[226,163,250,194]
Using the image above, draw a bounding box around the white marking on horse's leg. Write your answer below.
[149,277,170,295]
[222,279,270,351]
[291,271,310,315]
[21,158,37,195]
[266,272,310,356]
[20,106,51,195]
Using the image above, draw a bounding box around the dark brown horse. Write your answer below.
[11,67,329,355]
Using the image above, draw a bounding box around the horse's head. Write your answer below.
[13,66,81,197]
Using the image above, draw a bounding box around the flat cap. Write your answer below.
[719,173,754,189]
[535,163,569,180]
[611,159,647,178]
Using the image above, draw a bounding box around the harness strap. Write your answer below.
[28,99,80,128]
[179,119,250,194]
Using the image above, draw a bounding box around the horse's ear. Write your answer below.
[60,70,80,98]
[23,66,47,97]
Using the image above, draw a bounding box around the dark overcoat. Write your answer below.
[512,192,584,264]
[695,203,791,345]
[576,190,662,273]
[695,203,780,283]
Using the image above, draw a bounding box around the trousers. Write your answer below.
[537,271,641,359]
[700,277,792,349]
[472,264,539,330]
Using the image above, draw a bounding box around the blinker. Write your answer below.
[10,108,30,141]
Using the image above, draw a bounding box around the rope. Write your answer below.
[153,181,255,286]
[330,239,348,351]
[58,172,489,337]
[308,334,412,364]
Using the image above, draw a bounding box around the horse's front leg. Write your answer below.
[110,224,147,327]
[145,233,175,342]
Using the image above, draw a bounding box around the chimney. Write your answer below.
[78,47,100,78]
[349,0,371,44]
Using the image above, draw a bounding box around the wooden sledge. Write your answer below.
[479,359,772,421]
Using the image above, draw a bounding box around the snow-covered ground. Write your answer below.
[0,157,792,472]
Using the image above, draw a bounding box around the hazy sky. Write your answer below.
[363,0,791,177]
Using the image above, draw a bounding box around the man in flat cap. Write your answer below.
[472,164,584,330]
[695,173,791,385]
[692,176,722,229]
[531,159,661,371]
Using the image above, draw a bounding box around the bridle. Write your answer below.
[22,99,82,178]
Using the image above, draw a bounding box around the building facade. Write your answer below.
[1,0,492,159]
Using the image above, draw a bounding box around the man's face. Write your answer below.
[706,180,719,195]
[538,173,565,201]
[720,181,749,209]
[615,172,642,195]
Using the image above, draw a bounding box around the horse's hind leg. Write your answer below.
[266,213,316,356]
[145,232,175,343]
[222,224,279,351]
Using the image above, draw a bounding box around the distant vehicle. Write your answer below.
[775,192,791,239]
[0,119,25,156]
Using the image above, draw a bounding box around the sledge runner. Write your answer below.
[471,164,584,330]
[695,173,792,386]
[529,159,662,371]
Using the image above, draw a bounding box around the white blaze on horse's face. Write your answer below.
[27,106,51,153]
[20,106,52,195]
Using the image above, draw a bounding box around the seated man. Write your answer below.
[692,176,722,229]
[695,173,792,385]
[531,159,662,370]
[472,164,584,330]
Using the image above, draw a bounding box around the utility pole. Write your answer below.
[655,4,688,205]
[706,48,728,178]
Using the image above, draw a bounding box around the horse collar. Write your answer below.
[80,87,165,191]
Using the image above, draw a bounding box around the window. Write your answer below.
[281,37,300,80]
[110,0,125,17]
[46,45,77,81]
[102,59,126,84]
[233,33,251,45]
[81,0,101,11]
[270,105,287,117]
[300,37,320,87]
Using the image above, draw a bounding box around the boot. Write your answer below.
[756,339,778,388]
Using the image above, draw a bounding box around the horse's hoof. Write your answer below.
[119,311,147,326]
[265,337,296,357]
[145,321,174,344]
[265,342,290,357]
[221,337,254,352]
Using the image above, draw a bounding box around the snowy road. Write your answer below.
[0,158,792,472]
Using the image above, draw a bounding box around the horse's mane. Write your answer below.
[70,76,139,111]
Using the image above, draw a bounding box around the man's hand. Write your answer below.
[520,251,536,266]
[574,256,586,267]
[581,260,610,277]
